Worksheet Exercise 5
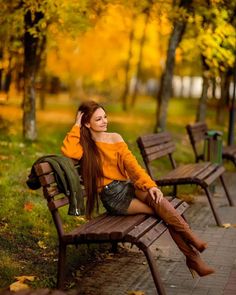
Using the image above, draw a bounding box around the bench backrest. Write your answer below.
[137,132,177,179]
[34,162,83,239]
[186,122,208,162]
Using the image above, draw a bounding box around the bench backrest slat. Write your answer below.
[186,122,208,162]
[137,132,176,178]
[43,186,61,199]
[34,162,71,238]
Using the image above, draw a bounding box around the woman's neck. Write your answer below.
[90,130,107,142]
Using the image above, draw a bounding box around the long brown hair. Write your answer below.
[78,101,104,217]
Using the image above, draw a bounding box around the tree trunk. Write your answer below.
[39,36,47,110]
[131,8,150,107]
[23,10,44,140]
[196,75,208,122]
[195,56,210,122]
[228,62,236,145]
[4,56,12,100]
[0,47,3,91]
[155,24,185,129]
[154,0,192,132]
[121,13,136,111]
[216,70,231,124]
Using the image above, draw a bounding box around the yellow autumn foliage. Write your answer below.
[46,2,172,85]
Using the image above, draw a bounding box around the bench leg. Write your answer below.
[143,247,166,295]
[111,241,118,253]
[57,243,67,289]
[219,175,235,206]
[204,187,222,227]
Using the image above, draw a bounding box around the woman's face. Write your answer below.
[86,107,108,132]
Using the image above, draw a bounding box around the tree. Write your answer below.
[194,0,236,123]
[23,7,45,140]
[121,12,137,111]
[130,5,151,107]
[155,0,193,132]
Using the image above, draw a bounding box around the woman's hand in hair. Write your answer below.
[148,187,163,203]
[75,111,83,127]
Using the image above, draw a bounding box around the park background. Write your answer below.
[0,0,236,291]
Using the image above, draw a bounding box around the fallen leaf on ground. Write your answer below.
[222,223,231,228]
[24,202,34,212]
[0,155,9,160]
[15,276,36,282]
[38,240,47,249]
[10,281,30,292]
[127,291,146,295]
[75,216,87,223]
[10,276,36,292]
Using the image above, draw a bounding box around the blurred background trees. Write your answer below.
[0,0,235,141]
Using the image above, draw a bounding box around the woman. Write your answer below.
[61,100,215,278]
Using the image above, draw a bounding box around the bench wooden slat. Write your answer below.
[137,201,189,249]
[48,197,69,210]
[161,163,208,179]
[80,215,130,240]
[125,216,159,243]
[125,198,183,243]
[138,132,172,148]
[43,186,60,199]
[144,141,175,157]
[204,165,225,186]
[40,174,56,186]
[195,164,223,181]
[63,214,109,242]
[82,215,147,241]
[34,162,54,175]
[109,214,149,240]
[138,222,167,249]
[148,147,174,162]
[223,145,236,158]
[145,142,176,162]
[34,161,80,176]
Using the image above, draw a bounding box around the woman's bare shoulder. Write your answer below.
[109,132,124,143]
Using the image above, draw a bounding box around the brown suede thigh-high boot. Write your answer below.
[168,228,215,277]
[145,194,207,252]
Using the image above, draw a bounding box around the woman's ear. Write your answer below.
[85,123,90,128]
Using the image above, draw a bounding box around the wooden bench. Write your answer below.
[137,132,235,227]
[33,161,190,295]
[186,122,236,167]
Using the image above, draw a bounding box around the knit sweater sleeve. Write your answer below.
[118,142,157,191]
[61,125,83,160]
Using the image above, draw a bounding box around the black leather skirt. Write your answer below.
[100,180,135,215]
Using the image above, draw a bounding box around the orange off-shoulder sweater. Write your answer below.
[61,125,156,191]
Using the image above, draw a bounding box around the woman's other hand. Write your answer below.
[148,187,163,202]
[75,111,83,127]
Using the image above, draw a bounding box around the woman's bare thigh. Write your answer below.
[126,198,154,215]
[126,189,154,215]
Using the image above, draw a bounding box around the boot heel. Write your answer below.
[186,257,215,277]
[198,243,208,253]
[188,267,197,278]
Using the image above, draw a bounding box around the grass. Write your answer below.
[0,94,234,290]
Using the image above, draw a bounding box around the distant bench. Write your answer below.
[33,161,190,295]
[137,132,235,227]
[186,121,236,167]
